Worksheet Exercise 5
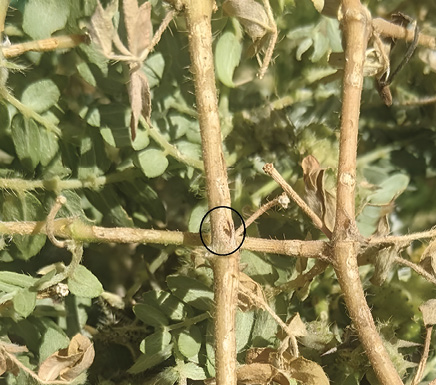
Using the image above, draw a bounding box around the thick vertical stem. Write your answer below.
[183,1,239,384]
[332,1,403,385]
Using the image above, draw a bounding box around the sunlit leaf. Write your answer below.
[136,148,169,178]
[23,0,70,39]
[215,30,242,88]
[21,80,60,114]
[134,303,169,327]
[178,325,201,359]
[167,275,214,311]
[67,265,103,298]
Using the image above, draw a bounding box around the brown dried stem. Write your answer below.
[182,1,239,383]
[263,163,332,238]
[332,1,403,384]
[411,326,433,385]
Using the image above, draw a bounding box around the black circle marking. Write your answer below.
[199,206,246,256]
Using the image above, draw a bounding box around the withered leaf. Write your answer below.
[302,155,336,232]
[0,342,28,376]
[420,238,436,276]
[286,356,330,385]
[370,246,396,286]
[128,66,151,140]
[237,363,290,385]
[38,334,95,382]
[223,0,270,41]
[287,313,307,337]
[419,299,436,327]
[123,0,152,57]
[89,0,119,57]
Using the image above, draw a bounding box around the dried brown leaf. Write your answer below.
[0,342,28,377]
[419,299,436,327]
[286,356,330,385]
[370,246,396,286]
[223,0,270,41]
[302,155,336,232]
[123,0,152,56]
[287,313,307,337]
[420,239,436,276]
[38,334,95,382]
[237,363,290,385]
[128,67,151,140]
[89,0,119,57]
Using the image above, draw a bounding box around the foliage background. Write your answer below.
[0,0,436,384]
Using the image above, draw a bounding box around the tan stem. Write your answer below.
[333,2,403,384]
[183,1,239,383]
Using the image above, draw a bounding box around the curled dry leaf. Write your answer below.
[370,246,397,286]
[223,0,270,41]
[128,66,151,140]
[419,299,436,327]
[420,238,436,276]
[0,342,28,377]
[123,0,152,57]
[38,334,95,382]
[89,0,119,57]
[245,347,330,385]
[237,363,290,385]
[302,155,336,233]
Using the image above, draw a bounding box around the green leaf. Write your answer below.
[167,275,214,311]
[67,265,103,298]
[0,102,10,131]
[2,193,46,259]
[99,103,131,148]
[128,343,173,374]
[78,128,111,179]
[0,271,37,288]
[143,367,179,385]
[178,362,207,380]
[13,288,36,317]
[143,53,165,88]
[36,318,70,362]
[132,129,150,151]
[188,203,208,233]
[23,0,70,39]
[236,310,254,352]
[141,290,189,322]
[368,174,410,205]
[139,329,172,355]
[21,80,60,114]
[177,325,201,359]
[134,303,169,327]
[136,149,169,178]
[85,186,134,227]
[215,30,242,88]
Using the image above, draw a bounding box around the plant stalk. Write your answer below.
[182,1,239,383]
[333,1,403,384]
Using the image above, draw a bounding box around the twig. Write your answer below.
[0,218,330,257]
[394,256,436,286]
[263,163,332,238]
[235,193,289,237]
[412,326,433,385]
[46,196,68,248]
[2,34,88,58]
[372,17,436,49]
[368,228,436,247]
[257,0,277,79]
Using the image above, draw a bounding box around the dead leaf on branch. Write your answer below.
[38,334,95,382]
[244,347,330,385]
[302,155,336,233]
[0,342,28,377]
[419,299,436,327]
[420,238,436,276]
[89,0,156,140]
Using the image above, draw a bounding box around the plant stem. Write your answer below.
[180,1,239,383]
[333,2,403,384]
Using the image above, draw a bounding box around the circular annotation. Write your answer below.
[199,206,246,256]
